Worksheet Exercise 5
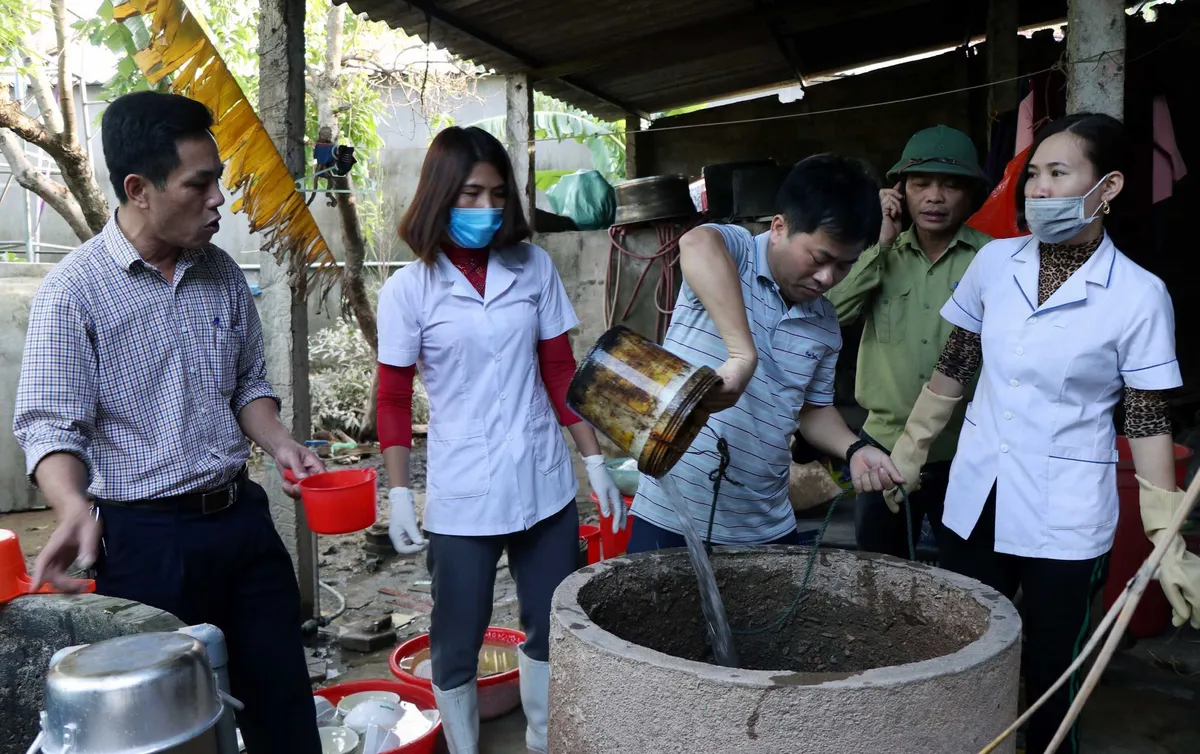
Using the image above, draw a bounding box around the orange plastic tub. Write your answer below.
[388,627,524,721]
[292,468,378,535]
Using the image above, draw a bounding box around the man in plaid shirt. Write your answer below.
[14,91,323,754]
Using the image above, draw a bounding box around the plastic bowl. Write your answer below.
[295,468,378,535]
[388,627,524,721]
[314,680,441,754]
[604,457,641,496]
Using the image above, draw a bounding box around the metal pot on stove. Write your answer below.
[34,632,235,754]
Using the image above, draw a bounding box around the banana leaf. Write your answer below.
[112,0,336,289]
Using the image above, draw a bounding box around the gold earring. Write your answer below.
[1102,200,1111,215]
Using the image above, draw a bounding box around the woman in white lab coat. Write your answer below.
[374,126,626,754]
[884,113,1200,754]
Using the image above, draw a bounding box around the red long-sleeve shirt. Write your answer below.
[376,247,581,450]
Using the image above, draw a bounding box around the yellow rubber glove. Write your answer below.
[883,384,960,513]
[1136,475,1200,630]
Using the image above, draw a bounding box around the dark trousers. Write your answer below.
[624,515,802,554]
[95,480,319,754]
[427,501,579,691]
[855,452,952,560]
[939,490,1109,754]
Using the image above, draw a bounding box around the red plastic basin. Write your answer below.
[293,468,378,535]
[314,680,441,754]
[388,627,524,721]
[1107,436,1193,638]
[579,525,601,565]
[589,492,634,558]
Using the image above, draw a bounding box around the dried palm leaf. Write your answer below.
[114,0,337,291]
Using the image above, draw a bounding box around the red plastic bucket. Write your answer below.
[579,525,601,564]
[388,627,524,721]
[1106,436,1193,638]
[293,468,378,535]
[314,679,440,754]
[589,492,634,558]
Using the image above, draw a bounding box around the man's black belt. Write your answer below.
[96,469,248,515]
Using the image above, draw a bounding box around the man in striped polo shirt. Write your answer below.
[627,154,905,552]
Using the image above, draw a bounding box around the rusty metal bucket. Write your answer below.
[567,326,721,478]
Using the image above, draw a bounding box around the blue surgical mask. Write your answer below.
[447,207,503,249]
[1024,173,1111,244]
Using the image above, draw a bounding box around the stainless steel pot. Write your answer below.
[40,632,224,754]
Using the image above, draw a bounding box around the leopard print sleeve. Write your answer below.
[934,326,983,385]
[1123,388,1171,439]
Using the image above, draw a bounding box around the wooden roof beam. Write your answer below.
[397,0,650,119]
[528,0,930,82]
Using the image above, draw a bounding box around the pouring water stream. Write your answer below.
[657,475,739,667]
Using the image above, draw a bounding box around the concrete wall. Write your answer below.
[0,264,54,513]
[0,594,183,754]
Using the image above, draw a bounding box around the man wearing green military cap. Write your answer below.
[828,125,991,559]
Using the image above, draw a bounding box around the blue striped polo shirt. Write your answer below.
[630,224,842,545]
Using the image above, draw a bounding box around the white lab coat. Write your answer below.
[377,243,580,537]
[941,233,1181,560]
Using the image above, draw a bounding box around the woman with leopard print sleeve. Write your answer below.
[883,113,1200,754]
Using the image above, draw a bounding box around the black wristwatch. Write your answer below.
[845,438,873,464]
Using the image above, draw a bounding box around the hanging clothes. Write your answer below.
[1015,90,1037,157]
[1152,95,1188,204]
[984,108,1019,186]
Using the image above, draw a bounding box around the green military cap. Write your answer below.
[887,125,986,183]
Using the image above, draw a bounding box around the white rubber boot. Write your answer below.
[433,682,480,754]
[518,644,550,753]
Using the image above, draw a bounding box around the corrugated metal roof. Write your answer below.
[335,0,1084,120]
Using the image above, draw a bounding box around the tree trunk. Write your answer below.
[50,0,107,233]
[316,2,379,441]
[51,0,77,148]
[0,12,109,240]
[360,368,379,444]
[26,58,63,137]
[332,173,378,353]
[0,128,92,241]
[57,152,109,233]
[316,4,344,136]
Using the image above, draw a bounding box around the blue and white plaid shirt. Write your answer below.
[13,215,278,502]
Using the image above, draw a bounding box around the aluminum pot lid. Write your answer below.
[43,632,221,754]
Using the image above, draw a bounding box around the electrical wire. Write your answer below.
[605,218,700,342]
[502,35,1194,149]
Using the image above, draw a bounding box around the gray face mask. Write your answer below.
[1024,173,1111,244]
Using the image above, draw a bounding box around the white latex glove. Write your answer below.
[388,487,426,555]
[584,455,627,534]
